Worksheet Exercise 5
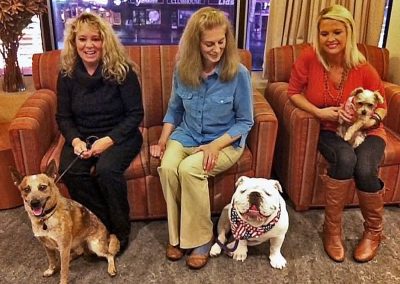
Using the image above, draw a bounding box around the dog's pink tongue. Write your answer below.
[32,207,43,216]
[248,205,260,216]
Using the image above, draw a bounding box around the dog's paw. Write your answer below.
[43,267,57,277]
[232,246,248,262]
[344,132,352,141]
[108,264,117,277]
[210,243,222,257]
[269,253,287,269]
[353,136,364,148]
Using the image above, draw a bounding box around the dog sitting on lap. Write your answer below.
[337,87,384,148]
[10,160,120,284]
[210,176,289,269]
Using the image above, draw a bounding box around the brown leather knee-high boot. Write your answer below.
[353,189,384,262]
[322,174,352,262]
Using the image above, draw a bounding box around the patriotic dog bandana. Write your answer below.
[230,203,281,240]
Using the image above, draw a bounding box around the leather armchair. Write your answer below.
[265,43,400,211]
[9,45,278,220]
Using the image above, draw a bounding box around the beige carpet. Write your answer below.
[1,205,399,283]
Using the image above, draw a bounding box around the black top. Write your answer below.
[56,60,144,145]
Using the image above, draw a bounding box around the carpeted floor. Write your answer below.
[1,201,399,284]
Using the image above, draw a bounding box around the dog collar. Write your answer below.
[230,203,281,240]
[37,203,57,230]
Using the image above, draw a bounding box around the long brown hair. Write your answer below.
[177,7,240,87]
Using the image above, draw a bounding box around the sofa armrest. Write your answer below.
[247,90,278,178]
[9,89,59,175]
[264,82,320,208]
[283,100,320,206]
[383,82,400,134]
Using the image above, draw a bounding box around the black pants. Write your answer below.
[318,130,385,193]
[60,134,142,241]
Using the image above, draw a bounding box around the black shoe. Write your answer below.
[117,237,130,256]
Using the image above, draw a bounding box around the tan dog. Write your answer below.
[10,160,119,284]
[337,87,384,148]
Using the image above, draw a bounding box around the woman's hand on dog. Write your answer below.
[338,105,354,124]
[362,118,379,129]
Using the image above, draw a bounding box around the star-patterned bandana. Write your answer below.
[230,203,281,240]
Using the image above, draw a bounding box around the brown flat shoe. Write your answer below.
[166,244,185,261]
[186,253,209,269]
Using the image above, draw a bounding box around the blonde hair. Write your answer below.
[177,7,240,87]
[313,4,366,70]
[60,12,136,84]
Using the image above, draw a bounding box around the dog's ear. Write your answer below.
[45,160,58,179]
[272,180,283,193]
[373,91,384,104]
[351,87,364,98]
[9,166,24,186]
[235,176,247,188]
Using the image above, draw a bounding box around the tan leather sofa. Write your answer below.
[265,43,400,211]
[9,45,278,220]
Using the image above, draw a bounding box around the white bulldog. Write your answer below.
[210,176,289,269]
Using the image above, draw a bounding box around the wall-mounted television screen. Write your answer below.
[48,0,237,49]
[177,10,194,27]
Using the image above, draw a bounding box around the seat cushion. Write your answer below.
[41,125,254,183]
[144,125,253,177]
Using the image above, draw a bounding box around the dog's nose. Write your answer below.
[249,192,261,206]
[362,110,367,115]
[30,199,41,209]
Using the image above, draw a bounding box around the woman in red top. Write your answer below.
[288,5,386,263]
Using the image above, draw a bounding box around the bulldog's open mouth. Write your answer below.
[243,204,269,221]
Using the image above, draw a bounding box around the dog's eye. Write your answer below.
[23,186,31,193]
[357,102,363,106]
[265,192,271,197]
[38,184,47,191]
[367,103,373,108]
[240,189,246,194]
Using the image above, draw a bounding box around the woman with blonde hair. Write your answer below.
[288,4,387,263]
[56,12,143,255]
[150,7,253,269]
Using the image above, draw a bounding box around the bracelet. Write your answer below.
[370,115,381,129]
[372,112,383,122]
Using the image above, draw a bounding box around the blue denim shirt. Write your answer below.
[163,63,254,148]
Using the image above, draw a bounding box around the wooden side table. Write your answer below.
[0,123,23,209]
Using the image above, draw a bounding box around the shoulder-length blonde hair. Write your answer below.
[177,7,240,87]
[313,4,366,70]
[61,12,136,84]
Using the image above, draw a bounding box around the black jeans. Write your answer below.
[318,130,385,193]
[60,133,142,241]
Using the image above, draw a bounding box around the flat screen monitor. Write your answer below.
[48,0,237,49]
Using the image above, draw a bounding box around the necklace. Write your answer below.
[323,67,348,107]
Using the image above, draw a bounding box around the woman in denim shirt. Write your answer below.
[150,7,253,270]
